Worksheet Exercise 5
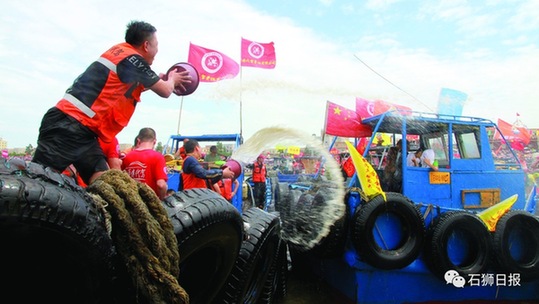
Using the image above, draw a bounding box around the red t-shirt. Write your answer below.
[122,149,168,195]
[99,137,120,159]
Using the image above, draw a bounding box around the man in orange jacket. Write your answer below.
[181,139,235,190]
[32,20,192,186]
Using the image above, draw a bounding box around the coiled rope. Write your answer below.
[87,170,189,304]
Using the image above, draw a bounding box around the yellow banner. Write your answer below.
[429,172,450,184]
[287,146,301,155]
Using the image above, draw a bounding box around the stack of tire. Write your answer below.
[274,177,539,284]
[0,158,288,304]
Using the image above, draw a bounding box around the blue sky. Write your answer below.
[1,0,538,148]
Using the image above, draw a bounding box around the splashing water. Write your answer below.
[232,126,346,250]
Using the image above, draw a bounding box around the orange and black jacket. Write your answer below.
[56,42,159,142]
[182,156,223,190]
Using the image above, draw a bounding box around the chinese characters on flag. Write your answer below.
[325,101,372,138]
[188,43,239,82]
[240,38,276,69]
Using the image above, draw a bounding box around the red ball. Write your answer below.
[222,159,243,180]
[165,62,200,96]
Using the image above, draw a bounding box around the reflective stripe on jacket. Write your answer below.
[56,43,144,142]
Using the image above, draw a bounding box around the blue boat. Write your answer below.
[163,133,246,212]
[279,110,539,303]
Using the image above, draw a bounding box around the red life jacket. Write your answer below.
[218,179,233,200]
[252,162,266,183]
[181,156,211,190]
[56,42,145,142]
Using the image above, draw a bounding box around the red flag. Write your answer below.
[325,101,372,138]
[356,97,412,121]
[188,43,239,82]
[356,97,375,120]
[241,38,276,69]
[495,119,530,146]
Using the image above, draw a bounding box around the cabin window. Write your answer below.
[457,132,481,159]
[425,134,449,167]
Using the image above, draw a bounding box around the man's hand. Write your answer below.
[151,69,192,97]
[168,69,192,92]
[223,167,235,179]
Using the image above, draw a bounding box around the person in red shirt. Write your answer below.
[32,20,192,186]
[122,128,168,200]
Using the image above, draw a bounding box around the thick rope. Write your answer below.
[87,170,188,304]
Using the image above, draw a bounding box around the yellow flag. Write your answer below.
[344,140,385,201]
[477,194,518,232]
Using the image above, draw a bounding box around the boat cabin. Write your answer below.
[359,110,530,211]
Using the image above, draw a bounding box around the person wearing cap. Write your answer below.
[32,20,193,186]
[181,139,235,190]
[252,154,267,209]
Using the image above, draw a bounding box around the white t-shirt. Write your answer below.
[420,149,436,167]
[407,152,420,167]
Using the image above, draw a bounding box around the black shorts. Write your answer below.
[32,107,109,184]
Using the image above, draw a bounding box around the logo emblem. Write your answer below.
[445,270,465,288]
[201,52,223,74]
[247,42,264,59]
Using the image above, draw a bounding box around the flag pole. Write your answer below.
[239,63,243,138]
[322,100,329,143]
[177,96,184,135]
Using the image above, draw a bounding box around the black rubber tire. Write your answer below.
[162,188,244,304]
[257,238,289,304]
[218,207,281,304]
[274,182,290,216]
[273,240,290,301]
[492,210,539,281]
[266,177,279,212]
[282,188,302,219]
[309,190,350,258]
[351,192,425,270]
[0,160,117,303]
[424,211,492,280]
[283,192,317,253]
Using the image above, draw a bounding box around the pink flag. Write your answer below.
[188,43,239,82]
[241,38,276,69]
[355,97,375,120]
[356,97,412,121]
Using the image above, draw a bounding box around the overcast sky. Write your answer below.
[1,0,538,148]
